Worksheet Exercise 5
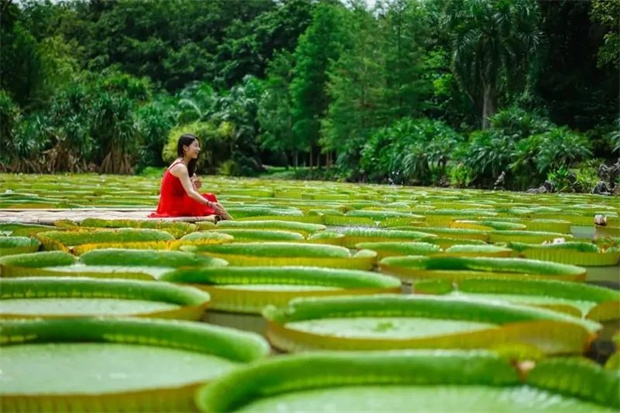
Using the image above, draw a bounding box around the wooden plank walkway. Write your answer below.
[0,209,217,225]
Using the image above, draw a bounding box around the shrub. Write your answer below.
[535,127,592,174]
[460,130,515,187]
[0,91,22,167]
[361,118,463,185]
[488,106,551,140]
[163,122,228,171]
[547,166,575,192]
[163,121,262,176]
[449,162,473,188]
[136,98,175,172]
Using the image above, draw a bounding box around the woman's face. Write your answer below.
[184,140,200,159]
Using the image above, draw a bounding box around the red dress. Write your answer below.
[149,161,218,218]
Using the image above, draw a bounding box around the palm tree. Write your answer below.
[176,82,217,124]
[445,0,541,128]
[92,93,139,174]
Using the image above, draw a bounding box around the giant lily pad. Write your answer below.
[379,256,586,282]
[162,266,401,314]
[183,242,376,270]
[36,228,175,251]
[213,220,325,236]
[0,236,40,256]
[263,295,600,354]
[0,318,269,412]
[509,242,620,266]
[335,228,436,248]
[413,278,620,321]
[0,277,210,320]
[1,249,226,280]
[196,351,619,412]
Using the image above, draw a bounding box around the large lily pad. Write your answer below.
[1,249,226,280]
[0,318,269,413]
[413,278,620,321]
[162,266,401,314]
[263,295,600,354]
[196,351,619,412]
[183,242,377,270]
[0,236,40,256]
[379,256,586,282]
[509,241,620,266]
[0,277,210,320]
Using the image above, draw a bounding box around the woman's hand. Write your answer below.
[211,202,226,216]
[191,174,202,189]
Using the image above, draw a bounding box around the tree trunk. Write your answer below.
[482,83,497,129]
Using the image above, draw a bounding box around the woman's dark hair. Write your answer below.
[177,134,198,177]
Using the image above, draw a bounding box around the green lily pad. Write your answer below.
[0,277,210,319]
[263,295,600,354]
[0,318,270,412]
[196,352,619,413]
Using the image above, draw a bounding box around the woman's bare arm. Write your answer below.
[191,173,202,189]
[170,164,213,207]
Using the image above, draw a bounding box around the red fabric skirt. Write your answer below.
[149,167,218,218]
[149,193,218,218]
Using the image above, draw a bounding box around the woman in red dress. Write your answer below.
[149,134,232,220]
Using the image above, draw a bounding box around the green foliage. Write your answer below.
[537,1,618,131]
[0,91,21,166]
[608,118,620,154]
[445,0,542,128]
[164,121,229,170]
[453,107,591,189]
[449,163,473,188]
[290,2,347,168]
[590,0,619,68]
[213,75,265,176]
[258,51,297,167]
[547,166,575,193]
[0,0,615,191]
[461,129,515,187]
[534,127,592,174]
[489,107,551,139]
[176,82,217,125]
[381,0,433,120]
[321,1,388,178]
[0,18,45,108]
[574,159,605,193]
[361,117,463,185]
[136,97,176,171]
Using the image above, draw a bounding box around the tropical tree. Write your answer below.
[213,75,264,176]
[90,72,150,174]
[0,90,22,168]
[176,82,217,125]
[590,0,619,69]
[380,0,432,120]
[0,4,46,109]
[321,0,386,176]
[258,51,298,168]
[136,96,176,171]
[290,2,347,169]
[445,0,542,128]
[43,84,93,172]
